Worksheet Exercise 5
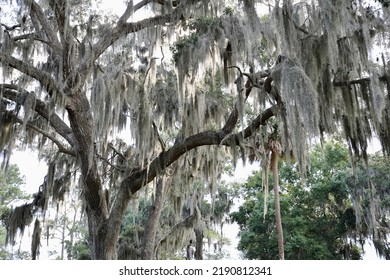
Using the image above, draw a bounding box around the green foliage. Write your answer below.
[0,164,28,218]
[223,7,235,15]
[170,33,199,63]
[69,239,91,260]
[187,17,222,32]
[0,164,29,259]
[171,15,222,64]
[231,140,390,259]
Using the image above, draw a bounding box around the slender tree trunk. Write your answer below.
[271,149,284,260]
[60,218,66,260]
[142,178,165,260]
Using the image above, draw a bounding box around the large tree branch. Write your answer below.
[108,65,275,223]
[118,0,153,24]
[125,105,276,196]
[90,0,198,62]
[119,0,180,24]
[0,53,63,96]
[1,84,75,147]
[11,33,51,45]
[30,0,62,56]
[108,104,275,229]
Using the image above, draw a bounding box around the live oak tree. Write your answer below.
[1,0,390,259]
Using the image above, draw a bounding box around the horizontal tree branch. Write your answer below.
[333,77,371,87]
[90,0,200,63]
[126,105,276,196]
[11,33,51,45]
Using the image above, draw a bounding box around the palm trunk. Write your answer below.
[271,149,284,260]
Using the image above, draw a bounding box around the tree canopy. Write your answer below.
[0,164,29,259]
[232,141,390,260]
[1,0,389,259]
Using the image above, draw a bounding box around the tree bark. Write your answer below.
[271,149,284,260]
[66,92,118,259]
[194,228,203,260]
[141,178,165,260]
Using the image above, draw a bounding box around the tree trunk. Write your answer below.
[60,218,66,260]
[86,202,128,260]
[194,228,203,260]
[66,93,119,259]
[141,178,165,260]
[271,149,284,260]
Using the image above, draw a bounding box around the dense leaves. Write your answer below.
[0,164,29,259]
[232,141,390,260]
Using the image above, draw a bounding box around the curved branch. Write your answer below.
[0,53,63,96]
[30,0,62,56]
[13,117,76,156]
[108,104,275,232]
[127,105,276,195]
[1,84,75,146]
[155,214,196,253]
[90,0,200,62]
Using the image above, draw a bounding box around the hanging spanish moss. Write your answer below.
[1,0,389,259]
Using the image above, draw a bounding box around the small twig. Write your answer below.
[228,65,254,85]
[153,121,166,151]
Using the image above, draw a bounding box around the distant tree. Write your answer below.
[232,141,390,260]
[0,164,29,259]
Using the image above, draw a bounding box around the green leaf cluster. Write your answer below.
[232,140,390,259]
[0,164,29,259]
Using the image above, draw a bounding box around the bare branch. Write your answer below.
[333,77,371,87]
[1,23,21,31]
[118,0,176,24]
[11,33,50,45]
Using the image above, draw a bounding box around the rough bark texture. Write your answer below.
[141,178,165,260]
[195,228,203,260]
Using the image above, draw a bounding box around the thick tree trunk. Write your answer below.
[271,149,284,260]
[66,93,119,259]
[141,178,165,260]
[194,228,203,260]
[87,208,119,259]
